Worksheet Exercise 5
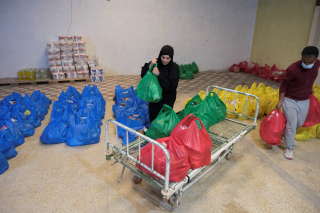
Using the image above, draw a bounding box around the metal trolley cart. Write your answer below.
[105,85,260,209]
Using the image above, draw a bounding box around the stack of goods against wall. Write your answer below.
[47,36,89,80]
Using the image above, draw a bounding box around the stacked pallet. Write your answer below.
[47,36,90,80]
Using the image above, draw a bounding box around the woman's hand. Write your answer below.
[150,58,157,65]
[152,66,160,76]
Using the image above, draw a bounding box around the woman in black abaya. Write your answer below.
[140,45,180,122]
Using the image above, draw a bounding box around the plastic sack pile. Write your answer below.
[137,114,213,182]
[145,91,226,141]
[229,61,286,82]
[40,85,105,146]
[295,85,320,141]
[179,62,199,79]
[112,85,149,145]
[0,91,51,175]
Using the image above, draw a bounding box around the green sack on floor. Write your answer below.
[136,64,162,103]
[191,62,199,74]
[179,65,194,80]
[181,92,226,129]
[145,105,180,139]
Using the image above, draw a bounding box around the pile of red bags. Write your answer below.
[229,61,287,82]
[137,114,213,182]
[303,95,320,127]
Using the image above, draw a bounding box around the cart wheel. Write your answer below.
[132,175,142,184]
[225,151,232,160]
[169,193,182,208]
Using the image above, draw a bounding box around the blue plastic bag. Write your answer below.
[40,120,69,144]
[82,85,105,117]
[21,95,41,128]
[0,125,18,160]
[0,152,9,175]
[2,92,23,108]
[65,86,81,103]
[116,110,145,145]
[1,120,24,147]
[80,95,104,120]
[50,101,74,122]
[65,113,101,146]
[114,85,136,105]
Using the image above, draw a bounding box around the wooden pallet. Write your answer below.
[0,78,90,86]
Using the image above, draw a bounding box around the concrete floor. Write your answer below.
[1,90,320,213]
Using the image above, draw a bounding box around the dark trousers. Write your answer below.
[149,92,177,122]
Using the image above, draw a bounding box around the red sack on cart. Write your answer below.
[303,95,320,127]
[171,114,212,169]
[137,137,190,182]
[229,64,240,72]
[260,109,286,145]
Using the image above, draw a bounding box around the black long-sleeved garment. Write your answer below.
[141,61,180,122]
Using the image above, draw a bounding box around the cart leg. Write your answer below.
[118,166,126,183]
[168,190,183,208]
[225,151,232,160]
[132,175,143,184]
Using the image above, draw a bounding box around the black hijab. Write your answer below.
[157,45,174,68]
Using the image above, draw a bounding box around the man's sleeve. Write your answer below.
[279,66,294,95]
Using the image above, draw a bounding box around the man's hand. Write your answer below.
[152,66,160,76]
[276,100,283,111]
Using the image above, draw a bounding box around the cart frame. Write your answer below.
[105,85,259,208]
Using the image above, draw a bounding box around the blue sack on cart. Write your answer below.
[40,120,69,144]
[0,152,9,175]
[65,112,101,146]
[116,111,145,145]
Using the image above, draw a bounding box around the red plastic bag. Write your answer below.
[250,63,260,75]
[260,109,286,145]
[137,137,190,182]
[171,114,212,169]
[229,64,240,72]
[239,61,249,72]
[303,95,320,127]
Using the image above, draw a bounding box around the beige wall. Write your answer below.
[0,0,258,77]
[251,0,316,69]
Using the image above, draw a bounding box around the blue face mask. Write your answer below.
[301,62,314,69]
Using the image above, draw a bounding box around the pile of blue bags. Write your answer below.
[112,85,149,145]
[40,85,105,146]
[0,90,51,175]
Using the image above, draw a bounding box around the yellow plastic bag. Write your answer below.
[295,125,317,141]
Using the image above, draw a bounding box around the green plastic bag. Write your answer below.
[181,92,226,129]
[179,65,194,79]
[145,105,180,139]
[191,62,199,74]
[136,64,162,103]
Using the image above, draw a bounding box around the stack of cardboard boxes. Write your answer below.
[47,36,89,80]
